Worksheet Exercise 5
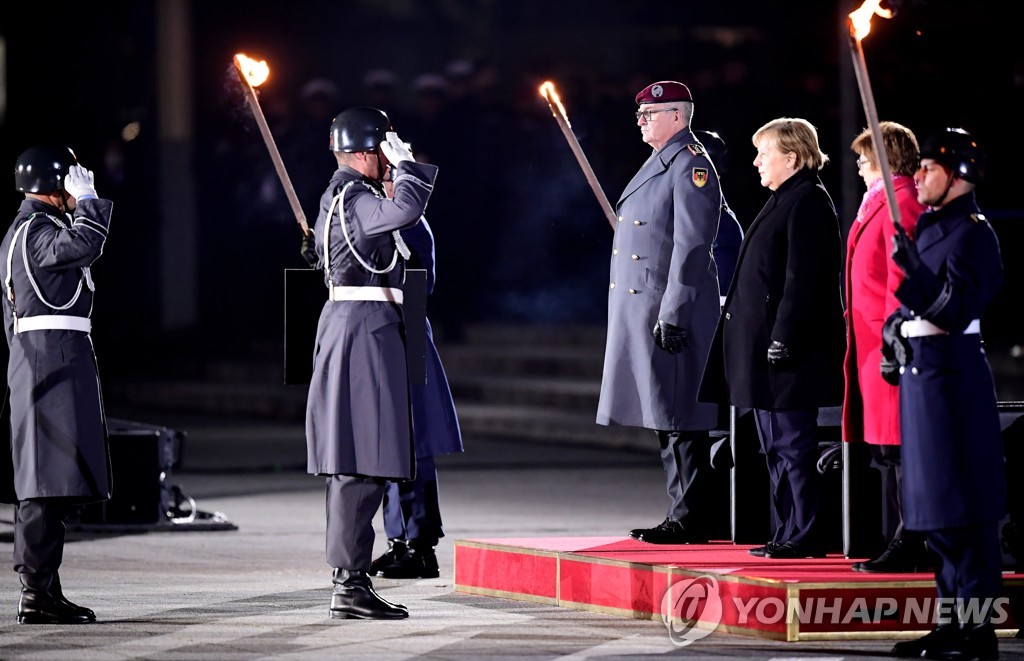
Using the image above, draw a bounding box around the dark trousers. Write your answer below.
[13,499,72,576]
[926,523,1003,625]
[325,475,386,571]
[867,443,916,544]
[382,454,443,548]
[753,408,820,546]
[657,430,710,530]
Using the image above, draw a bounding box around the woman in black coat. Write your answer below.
[699,117,845,559]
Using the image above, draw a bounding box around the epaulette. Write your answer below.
[970,213,986,223]
[686,143,706,157]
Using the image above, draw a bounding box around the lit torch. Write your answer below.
[539,81,617,230]
[847,0,903,231]
[232,53,310,235]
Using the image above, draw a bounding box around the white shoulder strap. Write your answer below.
[323,181,399,281]
[4,212,86,311]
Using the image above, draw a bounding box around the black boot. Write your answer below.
[372,540,440,579]
[927,623,999,660]
[892,623,960,657]
[329,569,408,620]
[853,538,935,573]
[369,539,410,576]
[18,572,96,624]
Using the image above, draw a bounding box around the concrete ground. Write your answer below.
[1,413,1023,660]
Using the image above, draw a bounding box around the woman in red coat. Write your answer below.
[841,122,928,572]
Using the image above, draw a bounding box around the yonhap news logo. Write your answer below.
[661,573,1010,648]
[660,574,725,647]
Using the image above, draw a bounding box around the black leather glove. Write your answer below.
[300,233,318,268]
[891,224,923,277]
[880,355,901,386]
[653,320,688,354]
[881,310,912,366]
[767,340,792,367]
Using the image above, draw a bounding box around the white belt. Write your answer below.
[15,315,91,335]
[901,318,980,338]
[329,286,403,304]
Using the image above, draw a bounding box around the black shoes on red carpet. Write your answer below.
[852,537,936,573]
[748,540,825,559]
[629,518,708,544]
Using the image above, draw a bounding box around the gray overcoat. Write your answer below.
[596,128,722,431]
[1,198,112,501]
[305,162,437,479]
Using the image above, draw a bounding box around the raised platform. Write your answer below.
[454,537,1024,642]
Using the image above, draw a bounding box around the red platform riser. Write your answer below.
[455,537,1024,641]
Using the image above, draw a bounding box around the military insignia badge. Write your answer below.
[692,168,709,187]
[686,143,706,156]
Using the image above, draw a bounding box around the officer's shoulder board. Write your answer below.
[970,212,987,223]
[686,143,706,157]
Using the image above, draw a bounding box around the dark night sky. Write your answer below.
[0,0,1021,375]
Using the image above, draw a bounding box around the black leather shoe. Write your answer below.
[927,623,998,660]
[629,518,707,544]
[372,543,440,579]
[370,539,410,576]
[764,541,826,559]
[17,573,95,624]
[892,623,961,658]
[748,542,780,558]
[852,538,935,573]
[329,569,408,620]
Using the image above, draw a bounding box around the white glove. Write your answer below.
[379,131,414,165]
[64,165,98,200]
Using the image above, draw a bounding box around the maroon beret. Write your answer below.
[635,81,693,105]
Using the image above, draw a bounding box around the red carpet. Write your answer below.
[454,537,1024,641]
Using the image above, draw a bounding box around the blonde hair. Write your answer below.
[753,117,828,171]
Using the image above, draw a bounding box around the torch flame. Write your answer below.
[849,0,893,40]
[234,53,270,88]
[539,81,571,129]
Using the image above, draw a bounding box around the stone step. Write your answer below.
[461,323,607,347]
[450,374,600,412]
[451,402,652,451]
[106,380,308,420]
[439,343,605,380]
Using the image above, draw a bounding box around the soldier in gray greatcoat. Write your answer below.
[305,107,437,620]
[597,81,723,545]
[1,145,111,624]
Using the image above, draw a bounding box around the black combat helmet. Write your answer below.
[14,144,78,194]
[694,130,728,176]
[920,128,985,184]
[329,107,391,153]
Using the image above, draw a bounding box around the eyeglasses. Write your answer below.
[856,157,871,168]
[635,108,678,122]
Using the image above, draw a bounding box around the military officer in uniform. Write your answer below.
[694,130,743,298]
[305,107,437,619]
[886,129,1005,660]
[1,145,112,624]
[597,81,723,545]
[369,214,464,580]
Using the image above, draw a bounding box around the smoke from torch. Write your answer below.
[232,53,310,235]
[539,81,618,230]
